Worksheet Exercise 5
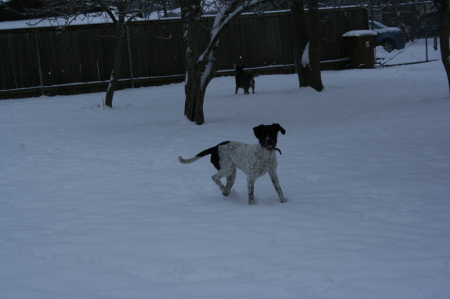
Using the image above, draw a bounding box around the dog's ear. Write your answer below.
[253,124,265,140]
[272,123,286,135]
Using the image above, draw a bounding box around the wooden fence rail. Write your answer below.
[0,7,368,99]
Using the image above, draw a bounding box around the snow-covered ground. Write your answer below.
[1,61,450,299]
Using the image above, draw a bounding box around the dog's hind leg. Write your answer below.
[212,162,236,196]
[224,167,236,196]
[212,173,228,196]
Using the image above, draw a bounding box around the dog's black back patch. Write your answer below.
[197,141,230,170]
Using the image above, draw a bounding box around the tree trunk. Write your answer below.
[184,42,219,125]
[435,0,450,96]
[184,65,205,124]
[304,0,323,91]
[290,0,308,88]
[105,34,126,108]
[290,0,323,91]
[409,8,419,42]
[182,1,204,124]
[391,0,410,42]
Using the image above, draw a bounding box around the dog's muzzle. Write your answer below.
[265,138,276,148]
[260,140,282,155]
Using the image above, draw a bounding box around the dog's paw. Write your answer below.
[248,199,255,205]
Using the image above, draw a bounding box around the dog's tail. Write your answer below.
[178,141,230,165]
[178,155,202,164]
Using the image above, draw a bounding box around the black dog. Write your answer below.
[234,64,256,95]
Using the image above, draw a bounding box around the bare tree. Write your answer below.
[180,0,268,125]
[11,0,160,108]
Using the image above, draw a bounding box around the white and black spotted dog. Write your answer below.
[178,123,286,205]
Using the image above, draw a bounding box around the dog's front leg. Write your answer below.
[247,176,256,205]
[268,169,287,203]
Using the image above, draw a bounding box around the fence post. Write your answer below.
[126,25,134,88]
[34,28,44,96]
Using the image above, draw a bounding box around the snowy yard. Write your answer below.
[1,61,450,298]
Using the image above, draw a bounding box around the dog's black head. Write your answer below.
[234,64,245,73]
[253,123,286,150]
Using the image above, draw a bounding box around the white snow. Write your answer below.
[0,14,114,30]
[0,11,175,30]
[302,41,310,68]
[1,61,450,299]
[342,30,377,37]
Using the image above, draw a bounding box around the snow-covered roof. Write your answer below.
[0,10,180,30]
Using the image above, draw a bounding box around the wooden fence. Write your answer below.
[0,7,368,99]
